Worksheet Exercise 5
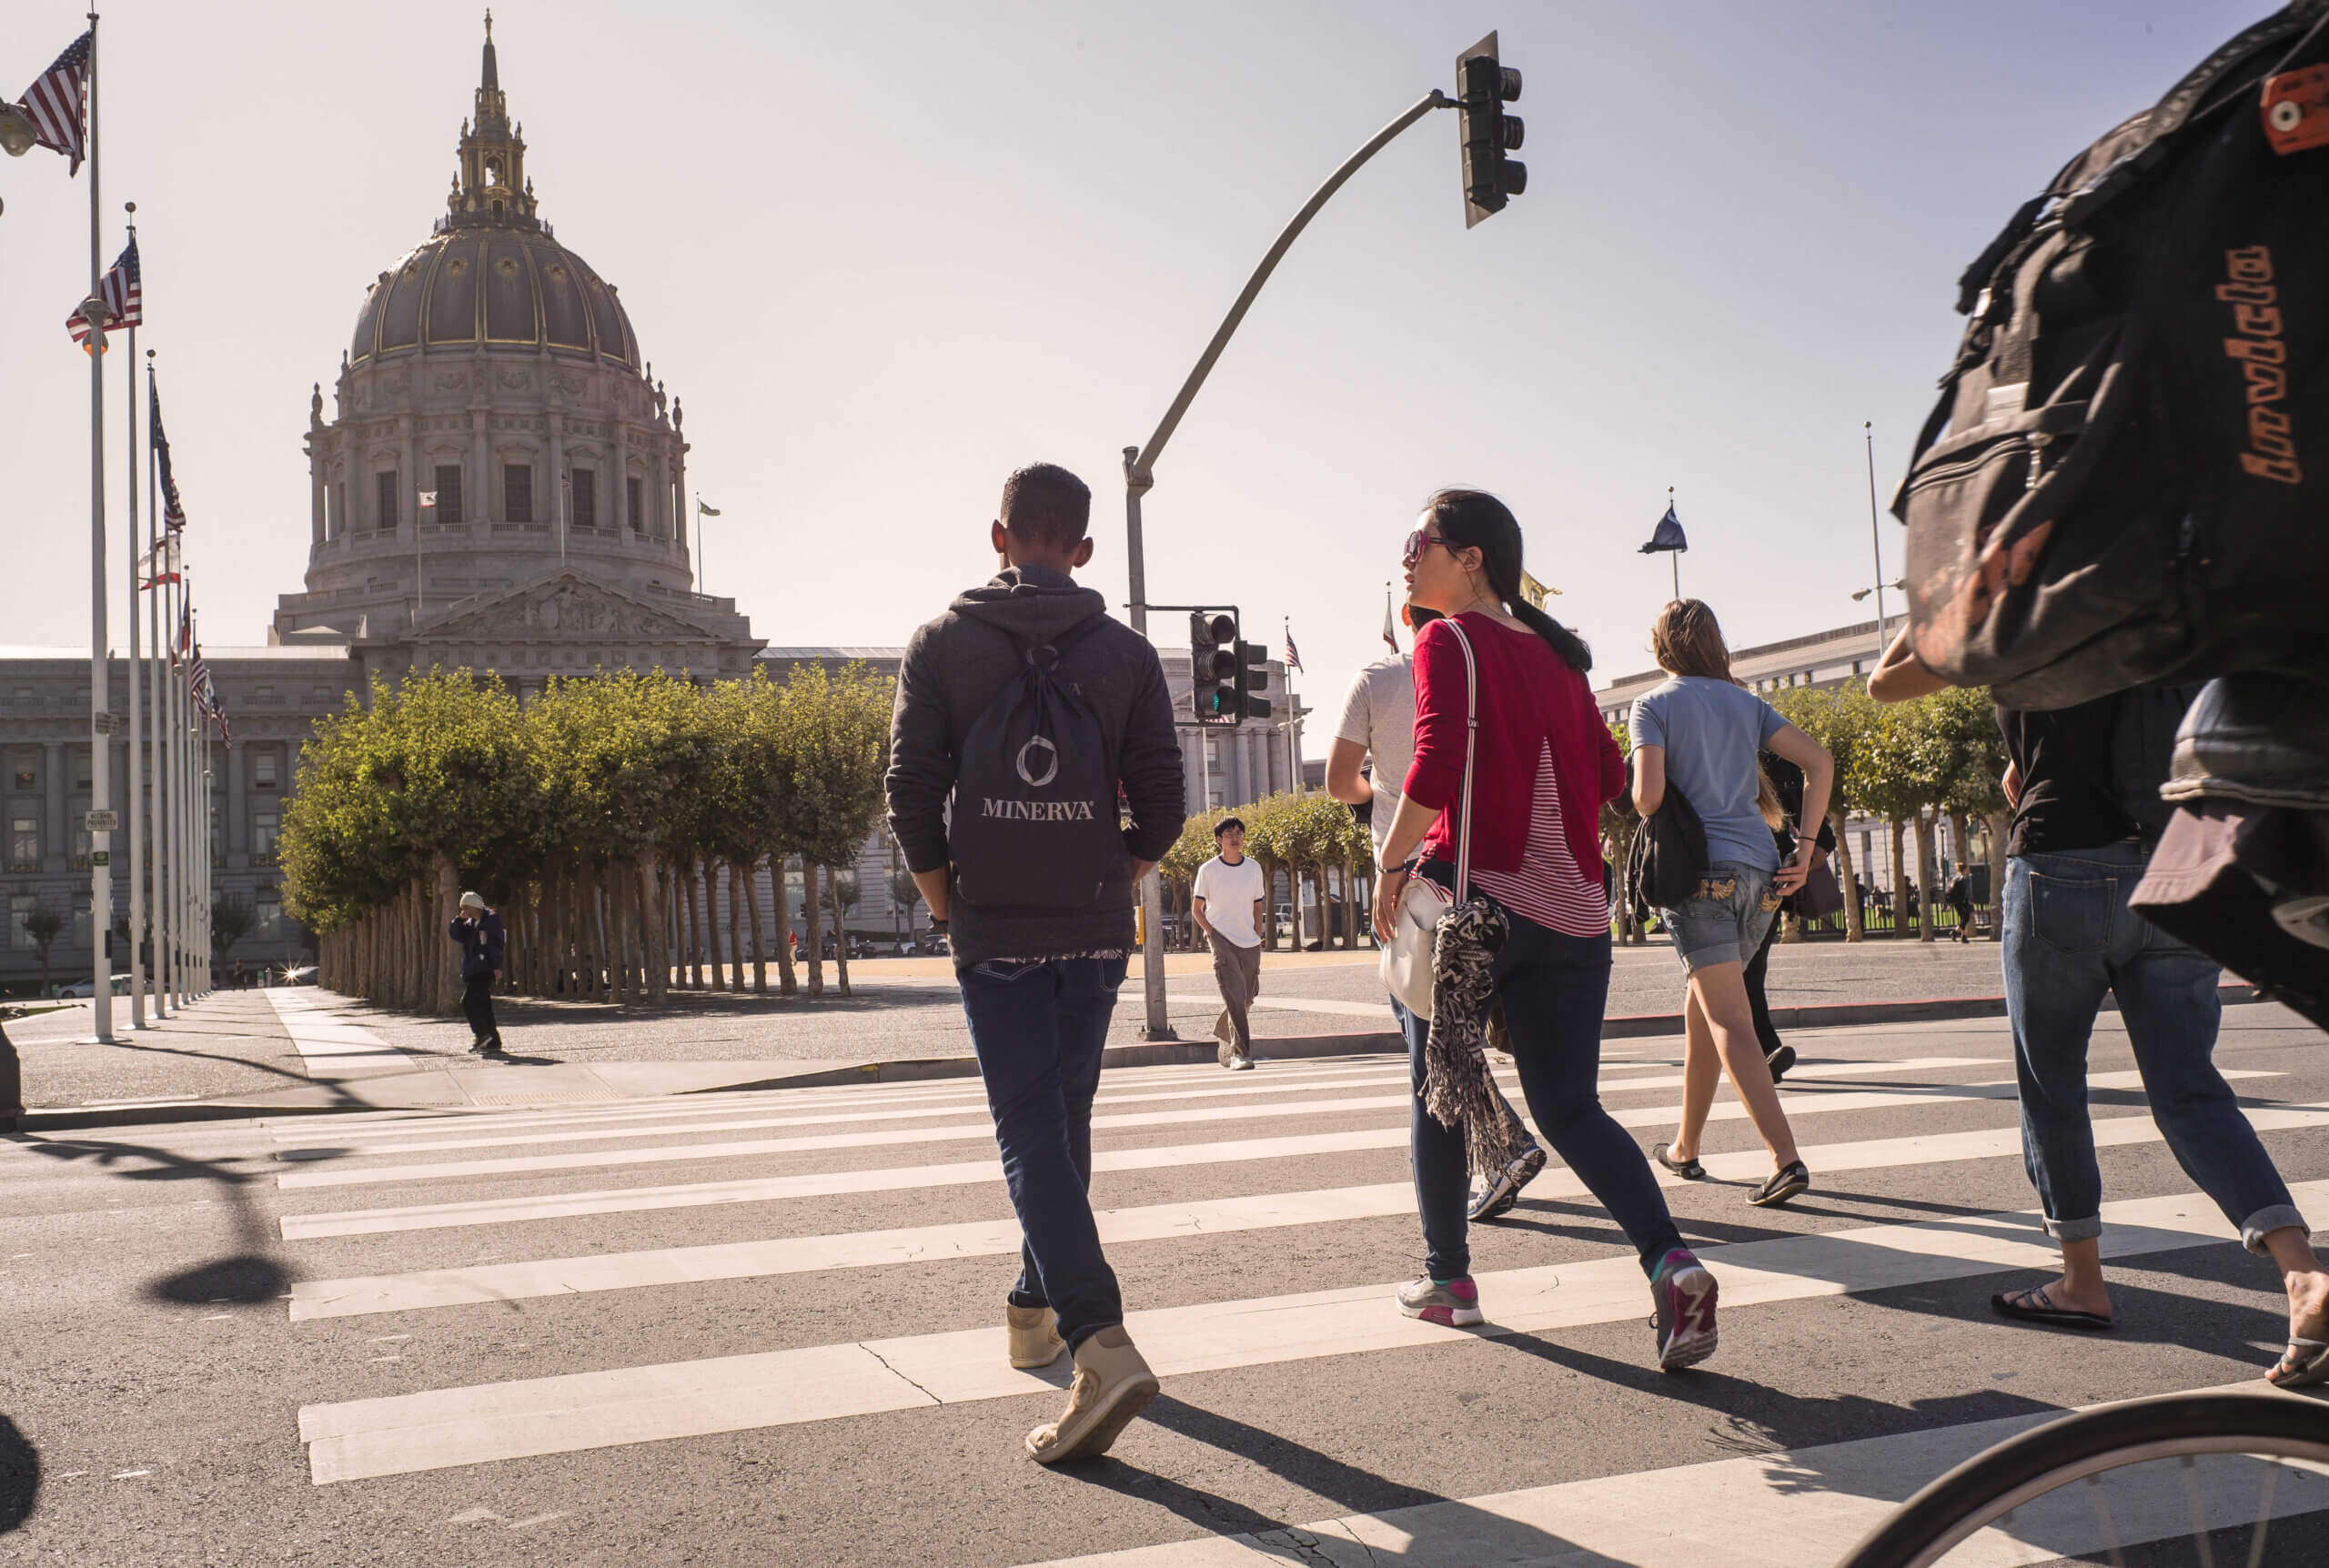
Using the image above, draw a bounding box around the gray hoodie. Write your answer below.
[886,563,1185,966]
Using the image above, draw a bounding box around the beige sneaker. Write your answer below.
[1006,1303,1064,1370]
[1024,1327,1158,1464]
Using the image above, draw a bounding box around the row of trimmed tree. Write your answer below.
[279,664,893,1015]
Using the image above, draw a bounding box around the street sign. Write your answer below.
[92,710,124,735]
[90,850,111,867]
[84,809,118,831]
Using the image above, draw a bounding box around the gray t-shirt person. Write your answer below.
[1629,675,1785,871]
[1334,654,1413,864]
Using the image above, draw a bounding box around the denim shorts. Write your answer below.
[1660,859,1782,973]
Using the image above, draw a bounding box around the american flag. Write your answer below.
[1282,624,1303,676]
[168,609,189,668]
[67,238,142,345]
[16,30,90,174]
[190,651,217,719]
[151,381,187,529]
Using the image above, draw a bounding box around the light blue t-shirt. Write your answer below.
[1628,676,1787,871]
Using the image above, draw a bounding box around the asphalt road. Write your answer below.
[3,1003,2324,1565]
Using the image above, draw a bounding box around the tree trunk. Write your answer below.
[1887,818,1908,939]
[1985,809,2011,942]
[1832,812,1866,942]
[644,858,668,1002]
[1915,808,1940,942]
[802,861,825,999]
[722,861,744,994]
[747,858,768,995]
[831,868,852,998]
[1947,809,1971,939]
[580,860,606,1000]
[771,857,799,996]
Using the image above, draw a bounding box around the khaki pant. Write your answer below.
[1211,939,1263,1055]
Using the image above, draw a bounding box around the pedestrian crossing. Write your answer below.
[32,1014,2329,1563]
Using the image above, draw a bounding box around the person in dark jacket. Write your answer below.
[449,891,507,1056]
[885,461,1185,1464]
[1739,751,1836,1084]
[0,1013,22,1133]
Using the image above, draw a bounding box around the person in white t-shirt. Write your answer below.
[1193,819,1267,1070]
[1326,602,1547,1222]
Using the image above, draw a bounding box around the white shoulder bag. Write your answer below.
[1378,618,1480,1021]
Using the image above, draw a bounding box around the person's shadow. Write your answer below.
[0,1415,35,1534]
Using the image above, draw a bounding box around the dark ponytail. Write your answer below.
[1422,487,1593,674]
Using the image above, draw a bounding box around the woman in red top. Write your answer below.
[1370,490,1717,1372]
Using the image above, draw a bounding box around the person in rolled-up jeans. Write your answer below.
[1870,637,2329,1386]
[886,462,1186,1462]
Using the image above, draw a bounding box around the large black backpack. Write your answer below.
[948,617,1124,909]
[1894,2,2329,709]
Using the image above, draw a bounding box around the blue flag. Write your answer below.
[1639,504,1688,554]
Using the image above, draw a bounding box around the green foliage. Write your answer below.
[278,661,898,933]
[1771,680,1877,820]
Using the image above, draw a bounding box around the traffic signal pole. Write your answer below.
[1120,86,1457,1040]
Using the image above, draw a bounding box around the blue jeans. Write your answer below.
[1401,891,1687,1282]
[2004,844,2306,1252]
[958,955,1130,1348]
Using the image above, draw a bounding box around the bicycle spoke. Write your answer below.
[2084,1472,2128,1568]
[2243,1458,2283,1568]
[2182,1454,2216,1568]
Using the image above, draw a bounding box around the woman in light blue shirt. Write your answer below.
[1629,600,1834,1208]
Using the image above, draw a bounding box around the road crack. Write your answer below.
[861,1342,943,1404]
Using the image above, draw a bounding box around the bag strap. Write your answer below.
[1442,618,1481,906]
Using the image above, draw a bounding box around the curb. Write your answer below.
[14,982,2272,1132]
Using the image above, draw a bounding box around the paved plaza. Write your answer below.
[2,991,2324,1563]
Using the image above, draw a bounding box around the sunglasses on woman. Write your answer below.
[1402,528,1457,568]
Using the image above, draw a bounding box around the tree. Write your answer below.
[771,661,893,999]
[211,895,257,961]
[22,908,62,996]
[1931,685,2010,940]
[1770,682,1879,941]
[887,861,923,942]
[1600,720,1645,944]
[1850,696,1953,941]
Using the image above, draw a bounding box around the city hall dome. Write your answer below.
[346,15,637,369]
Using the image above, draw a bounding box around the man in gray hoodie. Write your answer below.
[886,461,1185,1464]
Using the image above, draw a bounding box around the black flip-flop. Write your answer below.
[1991,1284,2112,1332]
[1652,1143,1706,1181]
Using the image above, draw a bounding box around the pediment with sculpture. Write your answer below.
[412,571,727,646]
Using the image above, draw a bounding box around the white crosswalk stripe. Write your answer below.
[40,1015,2314,1553]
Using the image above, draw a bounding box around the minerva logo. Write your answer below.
[2217,245,2304,485]
[980,798,1097,821]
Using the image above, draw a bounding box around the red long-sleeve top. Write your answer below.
[1402,613,1626,881]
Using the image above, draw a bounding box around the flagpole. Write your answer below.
[80,9,117,1041]
[1864,420,1889,643]
[123,202,145,1028]
[146,353,168,1017]
[1667,487,1679,600]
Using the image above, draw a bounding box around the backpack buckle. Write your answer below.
[2263,65,2329,155]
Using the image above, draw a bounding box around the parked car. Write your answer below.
[55,976,132,998]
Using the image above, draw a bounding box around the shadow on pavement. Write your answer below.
[0,1415,35,1533]
[23,1135,294,1311]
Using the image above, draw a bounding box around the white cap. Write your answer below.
[459,890,487,910]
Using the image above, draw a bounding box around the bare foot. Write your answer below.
[2287,1267,2329,1344]
[2032,1272,2112,1322]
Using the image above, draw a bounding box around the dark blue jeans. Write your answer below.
[2004,844,2306,1252]
[958,954,1129,1349]
[1402,891,1686,1282]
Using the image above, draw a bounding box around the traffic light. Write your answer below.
[1457,31,1525,228]
[1189,610,1239,724]
[1235,641,1272,721]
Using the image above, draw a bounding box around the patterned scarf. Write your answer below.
[1422,894,1530,1182]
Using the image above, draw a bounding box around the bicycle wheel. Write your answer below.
[1837,1390,2329,1568]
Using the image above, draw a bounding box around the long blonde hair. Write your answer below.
[1755,763,1786,830]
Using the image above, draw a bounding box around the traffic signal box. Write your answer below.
[1457,31,1526,228]
[1190,611,1240,725]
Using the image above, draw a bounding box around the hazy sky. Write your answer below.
[0,0,2264,738]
